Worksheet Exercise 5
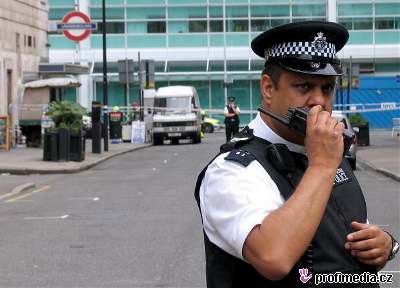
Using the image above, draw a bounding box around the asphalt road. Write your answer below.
[0,132,398,287]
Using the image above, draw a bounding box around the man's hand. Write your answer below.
[345,221,392,267]
[305,105,344,170]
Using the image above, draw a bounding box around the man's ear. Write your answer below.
[260,74,275,106]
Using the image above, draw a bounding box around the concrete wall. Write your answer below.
[0,0,48,134]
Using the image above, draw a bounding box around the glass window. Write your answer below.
[338,4,372,16]
[292,17,326,22]
[49,35,76,49]
[94,22,125,34]
[210,6,222,18]
[169,0,206,3]
[353,18,373,30]
[168,21,188,33]
[251,5,290,17]
[168,7,207,18]
[375,31,400,43]
[210,20,223,32]
[292,4,326,17]
[270,18,290,28]
[127,22,147,33]
[169,34,207,47]
[227,6,248,18]
[127,35,166,48]
[347,31,373,44]
[226,33,248,46]
[210,35,223,46]
[90,8,124,19]
[251,20,268,32]
[126,7,165,19]
[251,0,289,3]
[91,35,125,48]
[49,8,72,21]
[189,21,207,33]
[148,21,166,33]
[376,17,395,30]
[339,18,353,30]
[90,0,124,5]
[375,3,400,16]
[396,17,400,29]
[49,0,75,6]
[126,0,165,4]
[227,20,248,32]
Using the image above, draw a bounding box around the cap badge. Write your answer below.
[312,32,327,51]
[310,62,321,69]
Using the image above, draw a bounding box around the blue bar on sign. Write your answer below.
[56,23,97,30]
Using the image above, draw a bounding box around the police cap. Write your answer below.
[251,21,349,76]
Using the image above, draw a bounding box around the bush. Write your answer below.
[47,101,86,134]
[349,113,368,126]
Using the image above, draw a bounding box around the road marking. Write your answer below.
[69,197,100,201]
[0,182,36,201]
[5,185,50,203]
[24,214,69,220]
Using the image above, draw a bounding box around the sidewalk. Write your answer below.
[0,140,151,175]
[356,130,400,181]
[0,130,398,178]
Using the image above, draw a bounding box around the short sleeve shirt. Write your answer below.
[199,113,305,260]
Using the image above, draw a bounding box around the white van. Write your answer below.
[152,86,202,145]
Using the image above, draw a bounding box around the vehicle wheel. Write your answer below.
[193,132,201,144]
[171,138,179,145]
[153,136,162,145]
[349,158,356,170]
[203,123,214,133]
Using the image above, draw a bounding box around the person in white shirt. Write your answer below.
[224,96,240,142]
[195,21,397,288]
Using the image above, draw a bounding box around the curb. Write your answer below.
[357,159,400,182]
[0,182,36,201]
[0,144,152,175]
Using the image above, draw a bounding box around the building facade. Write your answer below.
[48,0,399,127]
[0,0,49,129]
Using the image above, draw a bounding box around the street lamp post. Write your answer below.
[102,0,109,151]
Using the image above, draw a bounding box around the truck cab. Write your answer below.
[152,86,202,145]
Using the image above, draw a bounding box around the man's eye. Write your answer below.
[296,83,310,91]
[322,85,334,94]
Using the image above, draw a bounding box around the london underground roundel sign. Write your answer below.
[59,11,96,42]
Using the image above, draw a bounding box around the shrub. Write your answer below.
[47,101,87,134]
[349,113,368,125]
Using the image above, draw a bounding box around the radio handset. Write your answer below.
[257,106,355,155]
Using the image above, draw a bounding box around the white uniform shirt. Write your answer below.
[199,113,305,261]
[224,105,241,114]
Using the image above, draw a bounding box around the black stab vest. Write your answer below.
[194,128,379,288]
[225,105,239,123]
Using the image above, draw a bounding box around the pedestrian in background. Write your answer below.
[224,96,240,142]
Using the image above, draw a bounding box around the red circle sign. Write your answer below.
[62,11,92,42]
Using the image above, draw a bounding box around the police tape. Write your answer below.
[18,102,400,114]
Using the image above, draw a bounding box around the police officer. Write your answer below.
[224,96,240,142]
[195,21,398,288]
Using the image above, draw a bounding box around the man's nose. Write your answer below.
[307,87,327,106]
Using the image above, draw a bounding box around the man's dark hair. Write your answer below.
[262,62,284,89]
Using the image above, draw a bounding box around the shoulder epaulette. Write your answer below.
[220,126,254,153]
[224,149,256,167]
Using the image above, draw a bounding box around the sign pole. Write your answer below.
[102,0,109,152]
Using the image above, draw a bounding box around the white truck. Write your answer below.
[152,86,202,145]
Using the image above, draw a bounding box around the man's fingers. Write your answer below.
[307,105,322,127]
[350,248,384,260]
[345,238,375,251]
[351,221,370,231]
